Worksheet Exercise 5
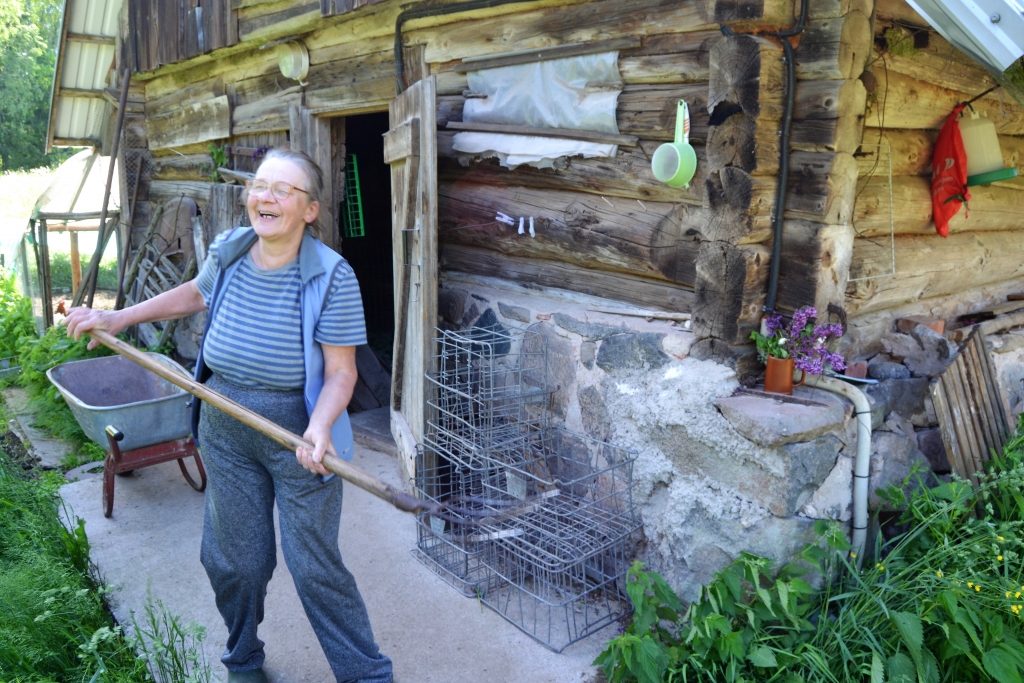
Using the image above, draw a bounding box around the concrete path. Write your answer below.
[4,387,71,470]
[60,443,606,683]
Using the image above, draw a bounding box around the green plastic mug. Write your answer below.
[651,100,697,188]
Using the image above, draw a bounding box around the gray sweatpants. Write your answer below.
[198,373,393,682]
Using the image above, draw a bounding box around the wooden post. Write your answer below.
[70,231,81,296]
[77,68,130,309]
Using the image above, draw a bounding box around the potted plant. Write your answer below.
[749,306,846,394]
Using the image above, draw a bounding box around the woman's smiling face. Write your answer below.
[246,157,320,243]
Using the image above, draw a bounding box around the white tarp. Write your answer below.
[452,52,623,168]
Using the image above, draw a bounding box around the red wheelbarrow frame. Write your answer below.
[102,425,206,518]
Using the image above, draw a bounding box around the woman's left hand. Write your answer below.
[297,422,333,476]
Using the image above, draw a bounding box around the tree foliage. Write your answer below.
[0,0,73,172]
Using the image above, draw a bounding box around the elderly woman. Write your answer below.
[65,150,393,683]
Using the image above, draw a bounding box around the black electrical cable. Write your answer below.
[721,0,809,314]
[394,0,536,92]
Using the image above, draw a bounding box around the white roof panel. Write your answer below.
[47,0,123,148]
[906,0,1024,73]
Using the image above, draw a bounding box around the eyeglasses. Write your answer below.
[245,180,310,200]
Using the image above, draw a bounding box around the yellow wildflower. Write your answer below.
[1008,591,1013,598]
[999,536,1005,542]
[877,563,885,571]
[976,585,982,592]
[937,570,943,578]
[969,582,975,588]
[999,555,1004,561]
[1016,592,1021,599]
[850,552,857,559]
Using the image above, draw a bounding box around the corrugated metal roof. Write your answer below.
[46,0,123,150]
[906,0,1024,75]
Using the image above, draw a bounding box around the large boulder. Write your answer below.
[881,324,957,378]
[866,377,937,427]
[596,333,669,372]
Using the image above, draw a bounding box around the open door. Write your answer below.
[385,75,437,481]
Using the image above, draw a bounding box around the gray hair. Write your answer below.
[259,148,327,241]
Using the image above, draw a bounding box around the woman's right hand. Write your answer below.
[64,307,128,350]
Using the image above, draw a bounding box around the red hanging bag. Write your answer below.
[931,104,971,237]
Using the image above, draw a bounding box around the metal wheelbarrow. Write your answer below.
[48,354,206,517]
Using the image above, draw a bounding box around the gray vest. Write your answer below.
[191,227,355,462]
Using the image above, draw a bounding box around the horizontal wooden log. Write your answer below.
[791,114,865,154]
[446,121,638,146]
[148,95,231,150]
[238,0,319,43]
[692,241,770,343]
[451,36,641,72]
[853,174,1024,237]
[773,221,853,315]
[305,77,395,116]
[232,85,302,135]
[147,77,225,117]
[440,243,695,312]
[627,29,721,56]
[708,35,784,122]
[863,67,1024,134]
[439,132,707,205]
[856,128,1024,190]
[794,11,872,80]
[846,230,1024,316]
[419,0,715,67]
[706,113,781,175]
[877,30,998,97]
[805,0,873,19]
[617,52,710,84]
[785,150,858,223]
[794,79,867,120]
[151,153,212,181]
[700,0,794,27]
[437,182,702,286]
[874,0,926,25]
[704,151,856,229]
[149,180,214,203]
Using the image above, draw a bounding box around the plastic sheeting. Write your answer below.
[452,51,623,168]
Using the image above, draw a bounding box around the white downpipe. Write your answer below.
[800,373,872,566]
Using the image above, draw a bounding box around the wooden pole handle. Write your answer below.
[87,330,430,515]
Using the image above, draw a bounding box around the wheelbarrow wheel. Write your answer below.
[102,456,115,518]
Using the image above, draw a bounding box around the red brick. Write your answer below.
[844,360,868,379]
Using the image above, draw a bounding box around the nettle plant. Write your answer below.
[749,306,846,375]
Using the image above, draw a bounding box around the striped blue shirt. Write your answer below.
[194,232,367,389]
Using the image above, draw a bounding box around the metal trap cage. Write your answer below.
[476,427,639,651]
[425,324,550,465]
[412,443,507,598]
[413,428,639,651]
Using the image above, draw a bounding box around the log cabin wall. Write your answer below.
[842,0,1024,355]
[127,0,874,377]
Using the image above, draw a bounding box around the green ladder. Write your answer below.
[342,154,365,238]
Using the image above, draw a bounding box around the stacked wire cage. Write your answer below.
[412,324,640,651]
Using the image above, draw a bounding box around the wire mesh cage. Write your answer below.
[412,444,507,597]
[414,428,639,651]
[425,324,550,466]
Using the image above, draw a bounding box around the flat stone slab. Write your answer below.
[3,387,69,470]
[60,445,603,683]
[716,388,848,447]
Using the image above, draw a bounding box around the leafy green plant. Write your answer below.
[208,142,229,183]
[0,268,34,364]
[129,592,214,683]
[596,418,1024,683]
[884,26,921,58]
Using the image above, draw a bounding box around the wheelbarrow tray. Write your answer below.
[47,354,193,453]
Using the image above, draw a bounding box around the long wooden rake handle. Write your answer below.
[87,330,434,515]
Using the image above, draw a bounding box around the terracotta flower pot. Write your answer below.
[764,356,805,394]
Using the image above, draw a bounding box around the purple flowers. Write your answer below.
[749,306,846,375]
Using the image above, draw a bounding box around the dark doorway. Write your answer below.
[341,112,394,371]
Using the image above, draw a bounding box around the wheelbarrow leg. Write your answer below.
[103,426,125,518]
[177,439,206,492]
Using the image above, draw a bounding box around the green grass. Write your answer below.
[49,251,120,292]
